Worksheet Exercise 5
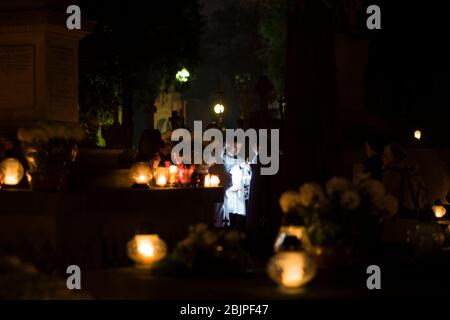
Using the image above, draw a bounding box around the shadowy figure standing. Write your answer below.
[363,135,386,181]
[382,142,430,216]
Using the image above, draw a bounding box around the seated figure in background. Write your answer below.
[136,129,164,162]
[382,142,430,216]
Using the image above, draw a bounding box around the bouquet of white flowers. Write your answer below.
[279,177,398,252]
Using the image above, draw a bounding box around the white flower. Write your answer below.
[326,177,351,195]
[340,191,361,210]
[299,183,324,207]
[279,190,301,213]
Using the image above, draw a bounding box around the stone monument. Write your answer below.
[0,2,93,136]
[154,83,184,134]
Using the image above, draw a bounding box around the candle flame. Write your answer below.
[414,130,422,141]
[281,264,305,288]
[169,165,178,174]
[137,242,155,257]
[433,205,446,218]
[156,175,167,187]
[204,174,220,187]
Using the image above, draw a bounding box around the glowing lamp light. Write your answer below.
[267,252,317,289]
[156,175,167,187]
[154,167,169,187]
[214,103,225,115]
[175,68,190,83]
[414,130,422,141]
[432,205,446,218]
[130,162,152,187]
[0,158,24,186]
[127,234,167,269]
[204,174,220,187]
[169,165,178,185]
[178,167,194,185]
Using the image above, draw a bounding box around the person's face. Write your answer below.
[226,142,242,156]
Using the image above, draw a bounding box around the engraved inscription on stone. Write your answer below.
[49,46,75,109]
[0,45,34,109]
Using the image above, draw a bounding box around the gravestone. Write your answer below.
[0,7,93,136]
[154,84,184,133]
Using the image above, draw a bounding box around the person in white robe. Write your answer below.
[222,142,252,228]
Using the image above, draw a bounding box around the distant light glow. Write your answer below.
[175,68,190,83]
[156,175,167,187]
[214,103,224,114]
[414,130,422,141]
[137,242,155,257]
[433,205,446,218]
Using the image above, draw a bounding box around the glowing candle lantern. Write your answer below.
[209,175,220,187]
[154,167,169,187]
[204,174,220,187]
[267,252,317,288]
[169,165,178,185]
[127,234,167,268]
[178,167,193,185]
[130,162,152,188]
[0,158,24,186]
[414,130,422,141]
[156,175,167,187]
[432,205,446,218]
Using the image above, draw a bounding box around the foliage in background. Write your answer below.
[0,256,89,299]
[79,0,205,145]
[202,0,266,97]
[259,0,288,94]
[153,223,254,276]
[279,177,398,252]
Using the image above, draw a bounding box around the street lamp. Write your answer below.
[214,103,224,128]
[214,103,224,115]
[414,129,422,141]
[175,68,190,83]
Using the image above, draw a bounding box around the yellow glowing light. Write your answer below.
[214,103,225,114]
[176,68,190,83]
[127,234,167,268]
[267,252,317,288]
[137,242,155,257]
[169,165,178,184]
[204,174,220,187]
[210,175,220,187]
[433,205,446,218]
[414,130,422,141]
[0,158,24,186]
[156,175,167,187]
[169,165,178,174]
[153,167,169,187]
[130,162,152,185]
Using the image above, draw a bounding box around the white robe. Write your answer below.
[222,154,251,220]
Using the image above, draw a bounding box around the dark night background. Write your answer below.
[1,0,450,302]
